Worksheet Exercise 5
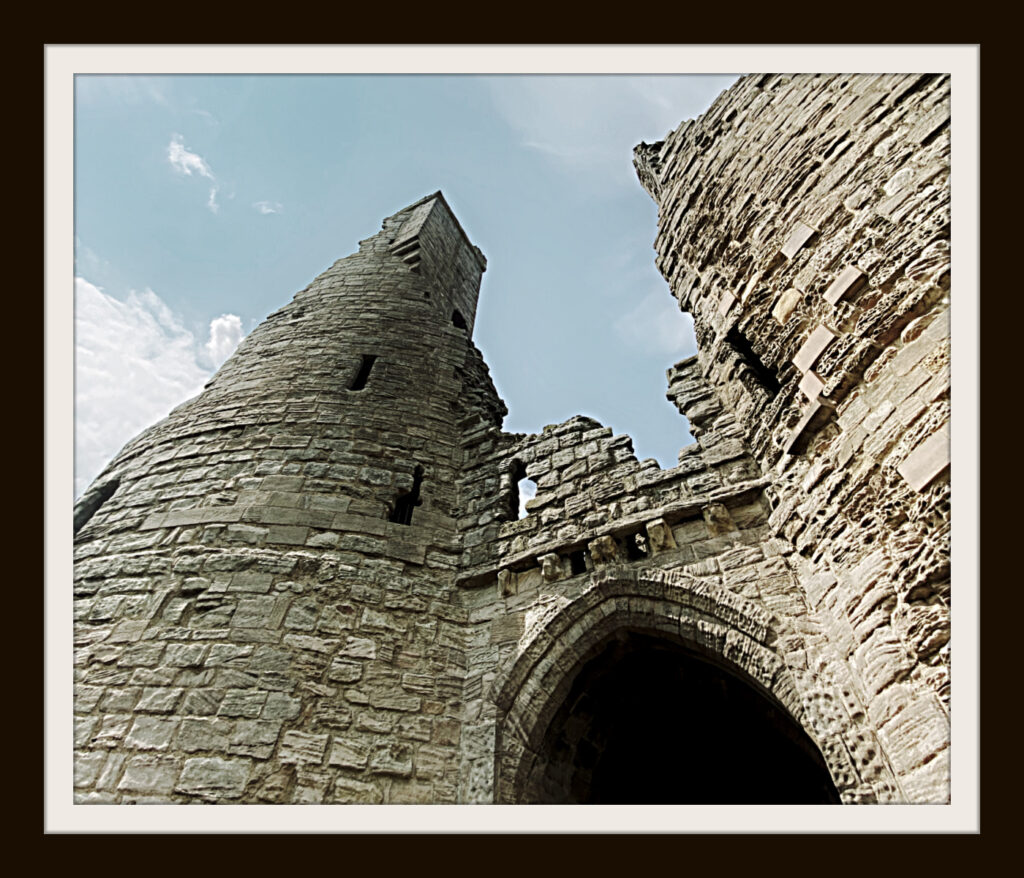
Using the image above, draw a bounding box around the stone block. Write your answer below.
[117,754,181,795]
[331,776,383,804]
[74,751,108,788]
[780,221,818,259]
[217,689,267,718]
[279,730,329,765]
[718,289,737,315]
[538,553,563,583]
[125,716,179,750]
[792,325,839,373]
[338,636,376,660]
[178,718,232,753]
[772,287,803,324]
[798,370,825,401]
[897,424,950,491]
[823,265,867,305]
[369,744,413,777]
[176,757,251,799]
[328,740,369,769]
[136,687,183,714]
[645,518,677,553]
[588,535,619,564]
[229,720,283,759]
[489,613,525,645]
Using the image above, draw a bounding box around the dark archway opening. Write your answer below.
[527,631,840,804]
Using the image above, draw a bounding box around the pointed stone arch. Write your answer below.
[489,567,849,803]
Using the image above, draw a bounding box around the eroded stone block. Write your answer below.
[279,730,329,765]
[498,568,516,597]
[645,518,677,553]
[772,287,803,324]
[539,553,563,583]
[588,535,619,565]
[702,503,735,536]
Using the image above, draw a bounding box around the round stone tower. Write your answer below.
[73,192,505,803]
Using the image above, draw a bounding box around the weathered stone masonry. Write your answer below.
[73,74,951,804]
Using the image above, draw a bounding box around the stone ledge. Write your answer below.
[456,477,770,588]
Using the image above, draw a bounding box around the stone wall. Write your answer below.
[73,74,952,805]
[632,73,951,801]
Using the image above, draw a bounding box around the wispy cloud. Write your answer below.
[168,134,214,179]
[75,75,170,107]
[168,134,219,212]
[192,108,219,126]
[253,200,282,215]
[74,277,245,498]
[488,75,739,187]
[614,289,697,357]
[74,237,107,278]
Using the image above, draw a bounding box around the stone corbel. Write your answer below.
[497,568,516,597]
[645,518,677,554]
[538,552,563,583]
[588,535,619,565]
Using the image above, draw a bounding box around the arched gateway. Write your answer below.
[490,569,843,804]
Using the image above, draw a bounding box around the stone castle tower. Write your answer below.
[73,73,951,805]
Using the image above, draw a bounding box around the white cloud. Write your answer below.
[614,289,697,357]
[168,134,220,213]
[168,133,214,179]
[253,201,282,215]
[74,277,244,498]
[204,314,244,368]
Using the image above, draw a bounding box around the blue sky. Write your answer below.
[74,73,740,497]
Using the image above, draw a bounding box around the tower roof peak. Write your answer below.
[388,190,486,273]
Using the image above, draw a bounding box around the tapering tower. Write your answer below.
[73,193,506,803]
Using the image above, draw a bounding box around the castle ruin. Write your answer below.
[72,73,952,805]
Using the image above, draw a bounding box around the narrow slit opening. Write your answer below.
[507,459,536,521]
[390,465,424,525]
[725,327,781,395]
[350,355,377,391]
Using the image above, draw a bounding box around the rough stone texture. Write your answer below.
[74,74,951,804]
[634,73,950,803]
